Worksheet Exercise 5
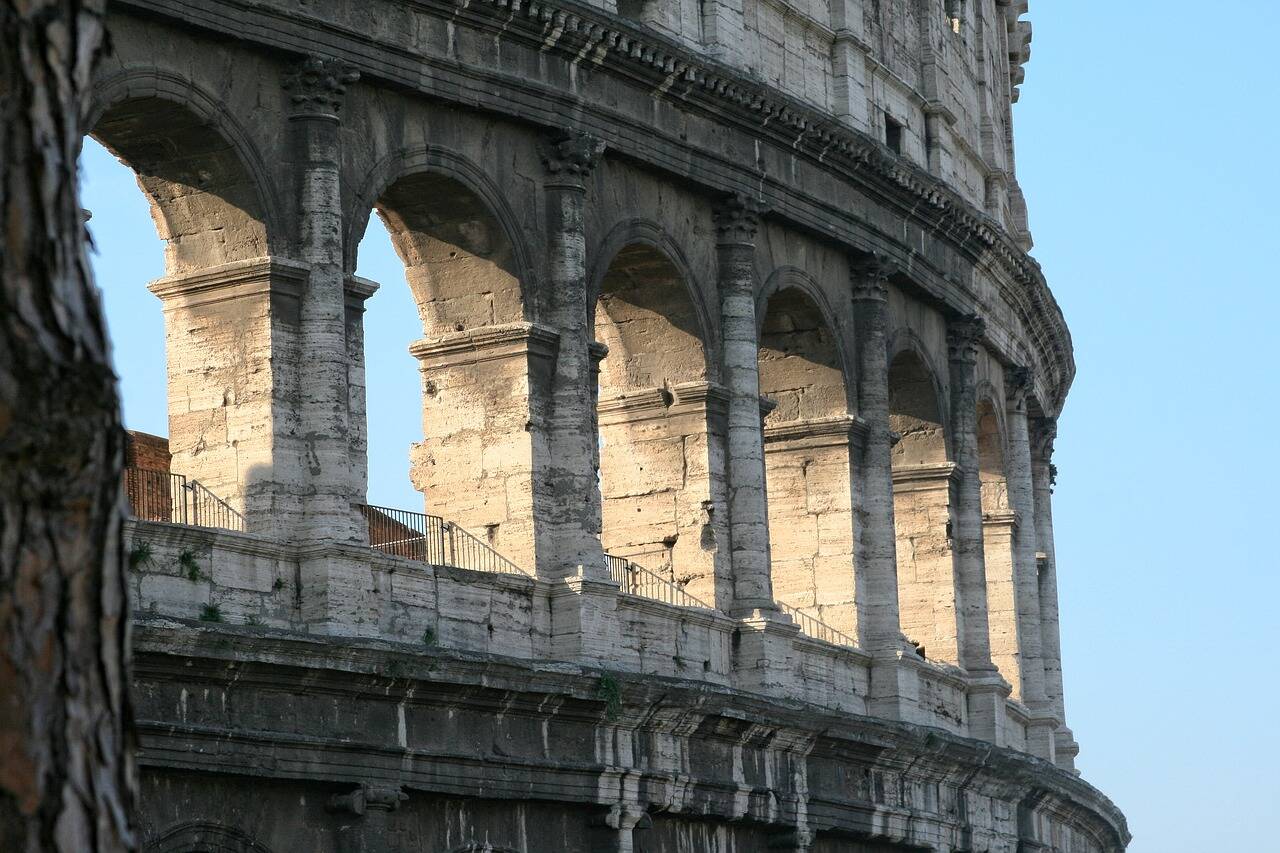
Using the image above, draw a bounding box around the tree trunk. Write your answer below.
[0,2,136,851]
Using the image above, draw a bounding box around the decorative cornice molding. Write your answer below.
[946,314,986,365]
[541,129,605,183]
[713,191,767,245]
[283,56,359,117]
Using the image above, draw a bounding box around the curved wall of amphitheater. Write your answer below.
[101,0,1129,850]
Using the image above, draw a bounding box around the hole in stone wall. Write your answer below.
[884,114,904,155]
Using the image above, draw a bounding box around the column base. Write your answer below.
[732,613,801,697]
[1024,706,1061,763]
[865,648,923,723]
[1054,725,1080,773]
[965,669,1013,746]
[297,545,381,637]
[550,567,623,665]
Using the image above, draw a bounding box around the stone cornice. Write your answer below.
[112,0,1073,413]
[408,322,559,368]
[147,256,309,307]
[890,462,959,490]
[763,415,868,451]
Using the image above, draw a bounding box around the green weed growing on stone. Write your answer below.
[128,540,154,572]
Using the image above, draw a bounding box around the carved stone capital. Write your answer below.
[1005,365,1032,408]
[849,253,896,302]
[327,783,407,816]
[946,314,985,365]
[284,57,360,117]
[541,130,605,182]
[1029,416,1057,464]
[713,192,767,244]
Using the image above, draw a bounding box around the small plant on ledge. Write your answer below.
[128,541,154,572]
[422,628,437,646]
[596,673,623,721]
[198,603,223,623]
[178,548,202,582]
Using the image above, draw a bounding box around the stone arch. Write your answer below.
[88,68,280,274]
[593,231,726,605]
[144,822,274,853]
[887,337,959,663]
[756,277,859,636]
[976,385,1010,514]
[349,149,542,568]
[86,68,282,529]
[347,146,536,332]
[886,340,949,467]
[589,219,717,382]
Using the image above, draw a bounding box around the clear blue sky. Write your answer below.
[81,3,1277,849]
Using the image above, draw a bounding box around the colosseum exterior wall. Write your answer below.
[98,0,1127,849]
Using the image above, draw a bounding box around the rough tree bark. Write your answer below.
[0,2,136,851]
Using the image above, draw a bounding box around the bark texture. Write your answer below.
[0,2,136,851]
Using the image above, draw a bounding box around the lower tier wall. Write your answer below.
[132,621,1129,853]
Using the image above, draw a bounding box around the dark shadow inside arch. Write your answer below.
[888,350,947,467]
[373,171,524,337]
[757,287,848,423]
[91,97,269,275]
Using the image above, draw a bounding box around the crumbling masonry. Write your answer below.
[99,0,1129,850]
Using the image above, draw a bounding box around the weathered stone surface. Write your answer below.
[99,0,1120,847]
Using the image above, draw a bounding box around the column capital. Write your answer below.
[327,783,407,816]
[1029,416,1057,465]
[1004,365,1033,409]
[713,191,767,244]
[541,129,605,184]
[946,314,985,365]
[849,253,896,302]
[284,57,359,118]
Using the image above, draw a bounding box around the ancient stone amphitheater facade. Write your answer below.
[101,0,1129,850]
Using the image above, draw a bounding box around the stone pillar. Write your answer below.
[541,130,608,580]
[714,193,777,615]
[701,0,746,65]
[947,315,1007,743]
[1030,416,1079,770]
[148,258,310,537]
[830,0,871,131]
[946,316,997,672]
[328,783,407,853]
[285,57,361,542]
[345,275,379,515]
[408,323,558,573]
[1003,368,1056,759]
[848,257,904,652]
[849,256,919,722]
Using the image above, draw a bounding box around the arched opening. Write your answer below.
[977,396,1021,694]
[594,243,724,604]
[85,95,271,530]
[756,287,858,636]
[357,170,537,569]
[888,349,960,663]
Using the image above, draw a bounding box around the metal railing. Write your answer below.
[605,553,712,610]
[359,504,529,577]
[124,467,245,532]
[776,601,857,648]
